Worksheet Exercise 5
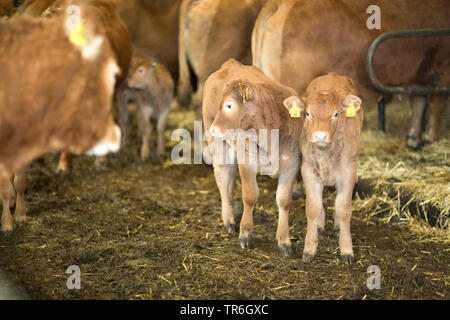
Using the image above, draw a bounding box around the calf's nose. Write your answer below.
[312,131,328,143]
[209,125,225,138]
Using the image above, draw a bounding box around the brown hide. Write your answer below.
[111,0,181,79]
[0,0,15,17]
[252,0,450,100]
[178,0,267,107]
[19,0,132,85]
[0,15,118,178]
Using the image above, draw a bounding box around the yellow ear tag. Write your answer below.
[243,87,249,104]
[289,101,301,118]
[346,101,360,118]
[70,19,87,46]
[152,62,160,71]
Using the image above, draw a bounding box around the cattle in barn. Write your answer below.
[252,0,450,149]
[204,59,304,255]
[177,0,267,109]
[0,13,121,233]
[19,0,132,169]
[284,74,363,263]
[126,56,174,160]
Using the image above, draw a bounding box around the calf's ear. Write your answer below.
[283,96,305,113]
[342,95,362,111]
[231,82,255,105]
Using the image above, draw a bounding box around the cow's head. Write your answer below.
[209,80,257,138]
[283,92,361,147]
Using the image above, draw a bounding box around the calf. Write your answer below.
[284,74,363,263]
[204,60,303,255]
[0,13,121,234]
[127,56,174,160]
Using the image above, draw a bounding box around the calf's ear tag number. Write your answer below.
[70,19,87,46]
[289,101,301,118]
[346,101,360,118]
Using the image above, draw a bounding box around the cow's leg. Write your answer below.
[424,95,447,144]
[116,83,130,147]
[302,164,324,262]
[407,95,427,149]
[13,166,27,223]
[334,169,356,264]
[1,176,15,234]
[56,152,72,172]
[156,109,169,158]
[275,162,299,256]
[192,81,204,111]
[238,162,258,249]
[137,104,153,161]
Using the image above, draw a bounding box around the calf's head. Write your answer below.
[127,56,160,90]
[283,92,361,147]
[209,81,257,138]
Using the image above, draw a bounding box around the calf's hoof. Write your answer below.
[318,227,325,235]
[341,254,355,264]
[1,230,12,237]
[278,244,293,257]
[302,252,315,263]
[224,224,235,233]
[14,215,27,224]
[239,236,252,249]
[406,135,422,150]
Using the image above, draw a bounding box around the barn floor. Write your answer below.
[0,98,448,300]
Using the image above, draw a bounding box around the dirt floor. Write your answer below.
[0,99,448,300]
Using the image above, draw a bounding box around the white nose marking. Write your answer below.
[313,131,328,140]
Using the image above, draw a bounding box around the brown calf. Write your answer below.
[204,60,303,255]
[0,13,121,234]
[284,74,363,263]
[127,56,174,160]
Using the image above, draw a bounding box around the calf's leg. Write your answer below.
[335,169,356,264]
[275,162,299,256]
[238,163,258,249]
[137,104,153,161]
[13,167,27,223]
[302,164,324,262]
[156,109,169,158]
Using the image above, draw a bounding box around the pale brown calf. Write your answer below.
[284,74,363,263]
[126,56,174,160]
[204,59,303,255]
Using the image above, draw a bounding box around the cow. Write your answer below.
[18,0,131,169]
[204,59,304,255]
[126,56,174,160]
[0,12,121,234]
[177,0,267,110]
[252,0,449,149]
[283,73,363,263]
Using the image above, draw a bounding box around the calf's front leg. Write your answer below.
[13,166,27,223]
[238,163,258,249]
[334,167,356,264]
[275,162,299,256]
[302,164,324,262]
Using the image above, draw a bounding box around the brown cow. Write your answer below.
[178,0,267,109]
[284,73,363,263]
[204,59,303,255]
[252,0,449,149]
[18,0,132,169]
[127,56,174,160]
[0,13,121,233]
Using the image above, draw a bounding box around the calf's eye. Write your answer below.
[306,111,311,117]
[333,111,338,118]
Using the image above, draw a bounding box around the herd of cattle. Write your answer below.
[0,0,448,264]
